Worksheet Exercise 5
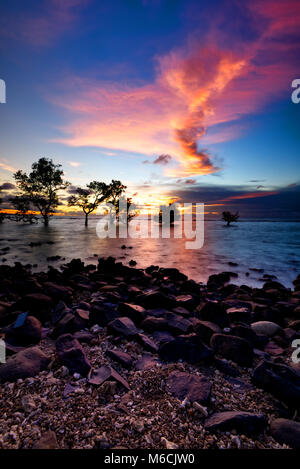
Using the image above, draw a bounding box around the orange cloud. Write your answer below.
[220,191,279,202]
[51,0,300,177]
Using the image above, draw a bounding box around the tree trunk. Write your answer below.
[85,213,88,226]
[44,215,49,227]
[227,221,230,227]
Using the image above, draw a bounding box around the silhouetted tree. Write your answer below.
[115,196,138,223]
[68,181,109,226]
[13,158,69,226]
[107,180,127,206]
[222,211,239,227]
[10,195,38,224]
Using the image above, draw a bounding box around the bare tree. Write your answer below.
[222,211,239,227]
[68,181,109,226]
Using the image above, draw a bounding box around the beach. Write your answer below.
[0,255,299,449]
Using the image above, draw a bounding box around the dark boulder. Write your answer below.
[0,346,50,382]
[164,312,193,335]
[136,290,176,309]
[106,349,133,369]
[194,321,221,345]
[205,411,267,435]
[107,316,138,338]
[158,334,212,364]
[210,333,253,367]
[270,418,300,449]
[252,360,300,408]
[118,303,146,323]
[140,316,167,332]
[135,333,158,353]
[197,302,229,328]
[56,334,91,376]
[6,315,42,346]
[166,370,211,405]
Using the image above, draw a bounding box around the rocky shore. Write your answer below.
[0,257,299,449]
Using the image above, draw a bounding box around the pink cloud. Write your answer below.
[51,0,300,176]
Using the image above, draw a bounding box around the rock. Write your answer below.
[140,316,167,332]
[89,302,119,326]
[197,301,229,328]
[194,321,221,344]
[88,365,129,390]
[118,303,146,323]
[205,411,267,435]
[106,349,133,369]
[107,317,138,338]
[270,418,300,449]
[251,321,282,337]
[158,334,212,364]
[136,290,176,309]
[73,331,95,344]
[210,333,253,367]
[18,293,52,317]
[175,294,196,311]
[6,315,42,346]
[226,307,251,323]
[164,312,193,335]
[152,331,174,345]
[135,333,158,353]
[264,341,284,356]
[33,431,58,449]
[166,370,212,405]
[56,334,91,376]
[44,282,73,301]
[213,357,241,377]
[252,360,300,408]
[0,347,50,382]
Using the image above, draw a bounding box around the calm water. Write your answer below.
[0,217,299,288]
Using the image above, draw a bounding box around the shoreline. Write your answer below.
[0,257,299,449]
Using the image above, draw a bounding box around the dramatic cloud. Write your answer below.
[52,0,300,177]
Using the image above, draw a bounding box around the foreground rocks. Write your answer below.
[0,257,299,449]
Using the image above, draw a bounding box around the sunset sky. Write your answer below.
[0,0,299,217]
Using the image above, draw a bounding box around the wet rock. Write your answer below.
[264,341,285,356]
[136,290,176,309]
[73,331,95,344]
[151,331,174,345]
[226,307,251,323]
[158,334,212,364]
[17,293,52,317]
[210,333,253,367]
[194,320,221,344]
[135,333,158,353]
[6,315,42,346]
[33,431,58,449]
[252,360,300,408]
[205,411,267,435]
[166,370,212,405]
[88,365,129,390]
[140,316,167,332]
[251,321,282,337]
[106,349,133,369]
[56,334,91,376]
[164,312,193,335]
[44,282,73,301]
[175,294,197,311]
[89,302,119,327]
[197,301,229,328]
[107,317,138,338]
[0,346,50,382]
[118,303,146,323]
[270,418,300,449]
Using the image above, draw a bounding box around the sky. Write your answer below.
[0,0,300,218]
